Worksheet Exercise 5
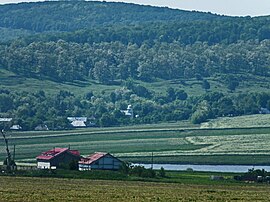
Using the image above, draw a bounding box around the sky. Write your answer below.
[0,0,269,17]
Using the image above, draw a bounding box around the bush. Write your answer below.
[158,167,166,177]
[234,168,269,182]
[129,165,156,178]
[119,162,130,175]
[190,110,208,124]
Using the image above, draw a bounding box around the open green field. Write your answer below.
[0,69,120,96]
[1,175,270,201]
[1,68,270,97]
[2,122,270,165]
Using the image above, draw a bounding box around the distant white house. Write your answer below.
[67,117,87,122]
[67,117,87,128]
[121,105,134,118]
[35,124,49,131]
[78,152,122,171]
[0,118,12,122]
[71,120,86,127]
[10,125,22,130]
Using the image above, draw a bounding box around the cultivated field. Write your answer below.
[1,122,270,165]
[201,114,270,129]
[0,176,270,201]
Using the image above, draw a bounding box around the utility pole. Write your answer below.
[151,152,154,170]
[1,130,12,170]
[13,144,16,162]
[0,118,14,171]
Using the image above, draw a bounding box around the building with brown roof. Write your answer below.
[36,148,81,169]
[78,152,122,171]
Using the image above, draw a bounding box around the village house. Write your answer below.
[0,118,12,122]
[78,152,122,171]
[67,117,88,127]
[10,124,22,130]
[35,124,49,131]
[36,148,81,169]
[120,105,134,118]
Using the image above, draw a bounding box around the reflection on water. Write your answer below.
[134,164,270,173]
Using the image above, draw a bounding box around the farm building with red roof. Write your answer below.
[36,148,81,169]
[78,152,122,171]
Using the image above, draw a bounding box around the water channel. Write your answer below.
[134,164,270,173]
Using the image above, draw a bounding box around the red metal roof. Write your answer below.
[79,152,108,165]
[70,150,80,156]
[37,148,80,161]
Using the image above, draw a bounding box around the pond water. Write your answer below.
[133,164,270,173]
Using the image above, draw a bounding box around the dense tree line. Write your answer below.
[0,1,225,33]
[1,87,270,130]
[0,39,269,82]
[22,18,270,46]
[0,2,269,44]
[0,27,33,42]
[0,1,269,84]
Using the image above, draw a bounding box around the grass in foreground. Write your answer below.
[0,174,270,202]
[3,169,235,185]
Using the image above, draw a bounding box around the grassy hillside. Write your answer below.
[1,69,270,97]
[0,69,120,96]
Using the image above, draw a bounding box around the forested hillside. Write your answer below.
[0,1,270,130]
[1,39,269,82]
[25,17,270,45]
[0,1,224,33]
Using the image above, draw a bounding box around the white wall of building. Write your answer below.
[79,155,122,171]
[37,161,51,169]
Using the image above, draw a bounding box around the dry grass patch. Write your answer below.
[1,176,270,201]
